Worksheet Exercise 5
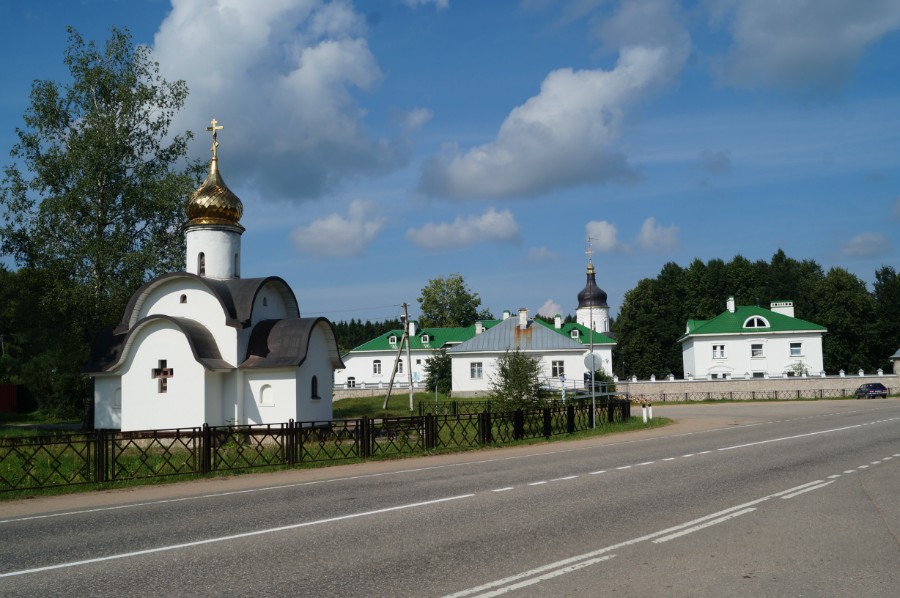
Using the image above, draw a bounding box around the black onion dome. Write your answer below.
[577,264,608,308]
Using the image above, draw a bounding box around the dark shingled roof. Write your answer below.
[241,318,344,369]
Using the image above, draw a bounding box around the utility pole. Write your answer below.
[382,302,415,411]
[587,237,596,428]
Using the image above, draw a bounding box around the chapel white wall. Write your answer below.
[185,226,241,279]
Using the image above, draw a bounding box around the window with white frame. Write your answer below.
[751,343,764,358]
[470,362,483,379]
[397,360,404,374]
[373,360,382,375]
[552,360,564,377]
[712,344,726,359]
[388,335,397,345]
[744,316,769,328]
[346,377,356,388]
[570,330,579,339]
[421,334,430,343]
[790,342,802,357]
[752,371,765,378]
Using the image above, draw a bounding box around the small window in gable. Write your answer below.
[388,335,397,345]
[180,294,187,304]
[743,316,769,328]
[421,334,430,343]
[570,330,580,339]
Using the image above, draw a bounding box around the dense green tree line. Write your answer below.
[613,251,899,379]
[331,318,403,355]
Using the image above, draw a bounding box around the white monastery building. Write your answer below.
[87,121,343,431]
[679,297,826,380]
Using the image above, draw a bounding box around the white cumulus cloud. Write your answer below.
[841,233,891,258]
[291,200,386,257]
[538,299,563,318]
[635,217,678,251]
[405,208,520,250]
[709,0,900,94]
[527,246,559,261]
[152,0,404,201]
[418,0,689,199]
[586,221,621,253]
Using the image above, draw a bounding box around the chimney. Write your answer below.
[770,300,794,318]
[518,308,528,330]
[502,310,510,320]
[554,314,561,329]
[408,320,417,337]
[727,296,735,313]
[475,321,484,335]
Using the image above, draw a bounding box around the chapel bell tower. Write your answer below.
[185,118,244,279]
[575,239,610,333]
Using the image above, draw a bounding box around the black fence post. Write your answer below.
[288,419,296,466]
[514,409,524,440]
[201,423,211,474]
[543,408,552,438]
[361,416,371,458]
[93,429,104,483]
[566,404,575,434]
[424,414,435,450]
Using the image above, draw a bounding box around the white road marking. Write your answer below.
[616,465,632,470]
[870,461,881,465]
[844,470,856,474]
[637,461,655,466]
[492,488,513,493]
[858,465,870,469]
[551,476,578,481]
[589,470,606,475]
[473,555,616,597]
[663,457,676,461]
[683,454,695,458]
[652,508,757,544]
[0,494,475,578]
[780,481,835,499]
[827,475,841,479]
[528,481,547,486]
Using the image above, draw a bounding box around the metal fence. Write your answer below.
[0,400,631,493]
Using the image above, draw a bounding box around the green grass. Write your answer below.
[333,392,486,418]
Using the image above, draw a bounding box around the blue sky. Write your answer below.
[1,0,898,324]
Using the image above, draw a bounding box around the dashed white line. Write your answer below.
[683,454,695,458]
[528,481,548,486]
[473,555,616,597]
[616,465,632,470]
[843,470,856,474]
[662,457,676,461]
[637,461,655,466]
[492,488,513,493]
[858,465,870,469]
[827,474,841,479]
[589,470,606,475]
[551,476,578,481]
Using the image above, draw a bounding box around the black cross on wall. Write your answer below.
[152,360,174,393]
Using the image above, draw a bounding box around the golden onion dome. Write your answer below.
[186,118,244,229]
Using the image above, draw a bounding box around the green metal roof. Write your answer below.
[532,318,616,345]
[679,305,826,342]
[348,321,502,353]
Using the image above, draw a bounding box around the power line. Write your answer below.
[303,303,403,317]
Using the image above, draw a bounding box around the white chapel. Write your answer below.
[87,120,343,431]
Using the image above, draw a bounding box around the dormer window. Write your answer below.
[388,335,397,345]
[421,334,430,343]
[570,330,580,339]
[743,316,769,328]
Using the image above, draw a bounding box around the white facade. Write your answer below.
[680,299,826,380]
[185,225,242,279]
[682,332,825,379]
[451,345,613,394]
[335,350,429,389]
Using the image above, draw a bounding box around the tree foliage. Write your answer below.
[417,273,484,328]
[489,350,546,408]
[613,250,892,378]
[0,27,201,417]
[423,348,452,397]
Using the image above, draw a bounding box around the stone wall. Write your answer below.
[333,373,899,402]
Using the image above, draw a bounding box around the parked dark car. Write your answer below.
[855,383,888,399]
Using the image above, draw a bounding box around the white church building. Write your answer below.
[679,297,826,379]
[86,121,343,431]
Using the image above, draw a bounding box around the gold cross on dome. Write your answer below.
[206,118,223,159]
[585,236,594,264]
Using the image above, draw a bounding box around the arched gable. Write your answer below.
[241,317,343,370]
[104,315,232,373]
[116,272,241,332]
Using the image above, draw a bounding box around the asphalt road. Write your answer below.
[2,399,899,597]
